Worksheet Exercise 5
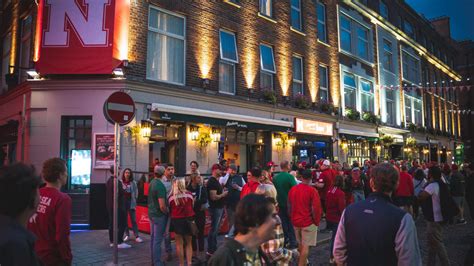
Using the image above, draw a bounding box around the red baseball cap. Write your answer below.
[267,161,277,167]
[211,164,222,171]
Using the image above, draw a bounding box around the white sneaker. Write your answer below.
[123,235,129,242]
[117,243,132,249]
[135,237,143,243]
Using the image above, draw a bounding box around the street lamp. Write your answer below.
[140,120,152,138]
[190,125,199,141]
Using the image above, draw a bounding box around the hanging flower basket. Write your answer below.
[345,107,360,120]
[406,137,417,148]
[294,94,311,109]
[380,134,394,147]
[261,89,277,105]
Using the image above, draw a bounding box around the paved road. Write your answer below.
[72,216,473,265]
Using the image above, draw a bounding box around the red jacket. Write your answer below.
[28,187,72,265]
[240,180,260,199]
[325,187,346,223]
[288,183,322,227]
[168,192,195,218]
[395,171,414,197]
[317,169,335,200]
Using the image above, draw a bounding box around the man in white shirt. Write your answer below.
[419,166,450,266]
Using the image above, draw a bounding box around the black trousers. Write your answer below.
[192,210,206,252]
[108,208,127,244]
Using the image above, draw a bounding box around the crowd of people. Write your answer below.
[1,156,474,265]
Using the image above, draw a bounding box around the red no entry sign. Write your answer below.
[103,92,136,125]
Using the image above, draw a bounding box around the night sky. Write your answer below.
[405,0,474,41]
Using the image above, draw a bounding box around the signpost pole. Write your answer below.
[113,122,119,265]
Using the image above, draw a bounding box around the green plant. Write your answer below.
[124,125,141,139]
[197,131,213,148]
[406,137,417,147]
[262,89,277,104]
[380,134,394,146]
[362,111,379,124]
[345,107,360,120]
[294,94,311,109]
[407,123,417,132]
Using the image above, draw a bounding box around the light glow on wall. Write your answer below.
[113,0,130,61]
[9,0,19,73]
[195,5,217,80]
[33,0,44,62]
[241,6,258,89]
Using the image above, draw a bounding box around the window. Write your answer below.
[339,14,371,61]
[292,56,303,96]
[317,2,327,42]
[340,15,352,52]
[403,19,414,39]
[260,44,276,90]
[448,107,452,133]
[425,94,432,128]
[360,79,374,113]
[147,8,185,85]
[343,72,356,108]
[1,32,11,91]
[382,39,393,72]
[434,98,439,129]
[218,30,238,94]
[19,16,32,82]
[356,27,369,60]
[402,50,420,84]
[291,0,302,31]
[379,1,389,20]
[405,94,423,125]
[259,0,272,17]
[386,89,396,125]
[405,95,412,124]
[319,65,329,101]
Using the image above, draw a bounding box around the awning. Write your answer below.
[151,103,293,132]
[338,128,379,140]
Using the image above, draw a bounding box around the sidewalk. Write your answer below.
[71,221,331,265]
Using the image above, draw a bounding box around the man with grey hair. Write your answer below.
[272,160,298,249]
[148,165,168,266]
[334,163,421,266]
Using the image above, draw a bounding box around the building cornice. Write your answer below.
[342,0,462,81]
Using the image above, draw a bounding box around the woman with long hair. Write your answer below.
[186,173,208,262]
[168,177,195,266]
[122,168,142,243]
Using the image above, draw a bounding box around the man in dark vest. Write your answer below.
[333,163,421,266]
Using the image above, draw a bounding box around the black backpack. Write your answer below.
[421,180,460,222]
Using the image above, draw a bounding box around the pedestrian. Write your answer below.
[257,184,298,265]
[315,160,335,212]
[208,194,276,265]
[272,160,298,249]
[0,163,41,266]
[206,164,228,258]
[418,166,452,266]
[325,175,346,265]
[28,158,73,265]
[349,166,366,203]
[122,168,143,243]
[450,164,467,224]
[240,167,262,199]
[168,177,195,266]
[219,164,245,238]
[288,169,322,266]
[333,163,422,266]
[187,173,208,261]
[162,163,175,261]
[186,161,200,186]
[412,169,427,219]
[393,165,414,215]
[148,165,168,266]
[105,166,130,249]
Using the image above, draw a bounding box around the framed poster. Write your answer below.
[93,133,115,169]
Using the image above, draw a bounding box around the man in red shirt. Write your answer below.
[315,160,335,213]
[288,169,322,266]
[394,165,414,215]
[28,158,72,265]
[240,167,262,199]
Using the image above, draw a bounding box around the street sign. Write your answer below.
[103,92,136,126]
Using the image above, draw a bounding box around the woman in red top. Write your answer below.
[325,175,346,264]
[240,167,262,199]
[168,177,195,266]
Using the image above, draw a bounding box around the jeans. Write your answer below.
[353,190,365,203]
[164,215,172,253]
[150,216,167,266]
[279,208,297,249]
[108,208,126,244]
[226,207,235,237]
[207,207,224,253]
[426,221,450,266]
[192,210,206,252]
[326,221,339,259]
[125,199,139,237]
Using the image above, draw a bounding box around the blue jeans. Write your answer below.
[150,216,167,266]
[125,202,139,237]
[164,215,172,253]
[353,190,365,203]
[279,208,297,249]
[326,221,339,259]
[207,207,224,253]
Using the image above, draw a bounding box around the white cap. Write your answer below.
[323,160,330,166]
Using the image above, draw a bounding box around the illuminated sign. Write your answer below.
[294,118,333,136]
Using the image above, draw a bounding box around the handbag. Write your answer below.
[188,220,199,236]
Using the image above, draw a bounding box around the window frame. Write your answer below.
[317,2,327,43]
[259,44,276,74]
[343,72,357,109]
[291,0,302,31]
[356,26,369,60]
[385,89,396,125]
[339,14,352,52]
[339,12,372,62]
[292,55,304,95]
[379,0,389,20]
[219,29,239,63]
[359,78,374,113]
[218,60,236,95]
[259,0,273,18]
[382,38,393,72]
[146,6,186,86]
[403,19,415,39]
[401,49,420,85]
[319,65,329,101]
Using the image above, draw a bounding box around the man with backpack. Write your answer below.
[419,166,459,266]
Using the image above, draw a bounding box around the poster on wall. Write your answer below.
[93,133,115,169]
